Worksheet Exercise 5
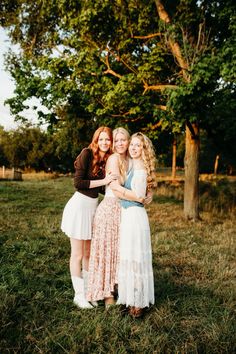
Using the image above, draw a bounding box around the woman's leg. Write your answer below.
[82,240,91,271]
[70,238,83,277]
[69,238,93,309]
[104,296,115,308]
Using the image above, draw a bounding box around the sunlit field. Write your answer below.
[0,177,235,353]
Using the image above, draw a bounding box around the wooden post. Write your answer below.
[214,155,219,175]
[2,165,5,178]
[171,139,177,181]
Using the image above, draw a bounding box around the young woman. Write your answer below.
[112,132,156,318]
[61,126,117,309]
[86,127,143,308]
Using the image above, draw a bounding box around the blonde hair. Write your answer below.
[113,127,130,182]
[131,132,157,189]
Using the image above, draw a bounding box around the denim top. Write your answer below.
[120,169,144,209]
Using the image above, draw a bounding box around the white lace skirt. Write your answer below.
[61,191,98,240]
[117,206,155,308]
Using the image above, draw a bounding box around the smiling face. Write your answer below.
[129,136,143,159]
[114,132,129,156]
[97,131,112,153]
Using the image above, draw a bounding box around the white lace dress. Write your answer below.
[117,169,155,308]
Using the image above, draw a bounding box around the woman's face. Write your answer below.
[129,137,143,159]
[114,132,129,155]
[98,132,112,153]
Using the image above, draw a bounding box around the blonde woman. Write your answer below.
[112,132,156,318]
[87,128,143,307]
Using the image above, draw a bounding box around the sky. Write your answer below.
[0,27,48,130]
[0,27,17,129]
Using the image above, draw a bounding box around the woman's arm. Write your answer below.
[74,149,117,190]
[111,182,144,203]
[89,174,117,188]
[106,155,143,203]
[112,169,147,203]
[113,187,144,203]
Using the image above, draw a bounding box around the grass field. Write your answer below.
[0,177,235,353]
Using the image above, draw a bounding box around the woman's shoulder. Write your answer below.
[74,147,92,167]
[133,168,147,176]
[106,153,119,173]
[81,147,92,155]
[107,153,119,164]
[77,147,92,159]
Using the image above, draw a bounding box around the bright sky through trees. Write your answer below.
[0,27,49,130]
[0,27,16,129]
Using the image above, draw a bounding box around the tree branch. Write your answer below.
[186,120,199,140]
[156,105,167,110]
[102,50,122,78]
[155,0,171,23]
[155,0,190,82]
[132,32,161,39]
[110,111,130,117]
[107,47,138,75]
[143,82,177,94]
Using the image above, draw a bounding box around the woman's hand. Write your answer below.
[104,173,118,185]
[144,190,153,205]
[138,196,145,204]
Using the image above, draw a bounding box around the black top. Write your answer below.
[74,148,105,198]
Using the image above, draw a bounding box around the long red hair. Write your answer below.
[89,126,113,176]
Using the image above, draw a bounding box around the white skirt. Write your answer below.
[117,206,155,308]
[61,192,98,240]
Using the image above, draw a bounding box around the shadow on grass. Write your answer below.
[153,257,225,306]
[149,260,235,353]
[153,194,183,205]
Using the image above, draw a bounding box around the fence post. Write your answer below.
[2,165,5,178]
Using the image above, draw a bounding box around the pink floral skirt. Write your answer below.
[87,197,121,301]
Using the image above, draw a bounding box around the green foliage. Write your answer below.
[0,0,235,172]
[0,125,51,170]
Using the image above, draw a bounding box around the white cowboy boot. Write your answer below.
[71,276,93,309]
[83,270,98,307]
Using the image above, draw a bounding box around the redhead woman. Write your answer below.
[61,126,117,309]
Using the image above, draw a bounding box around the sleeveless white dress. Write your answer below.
[117,169,155,308]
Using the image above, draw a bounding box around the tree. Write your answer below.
[1,0,235,219]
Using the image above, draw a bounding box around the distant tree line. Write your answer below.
[0,123,235,175]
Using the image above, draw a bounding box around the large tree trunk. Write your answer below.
[156,0,200,219]
[184,123,200,220]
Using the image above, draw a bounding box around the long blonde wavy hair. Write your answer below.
[131,132,157,190]
[112,127,130,183]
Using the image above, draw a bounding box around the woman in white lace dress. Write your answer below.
[112,132,156,318]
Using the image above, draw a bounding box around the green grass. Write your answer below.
[0,178,235,354]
